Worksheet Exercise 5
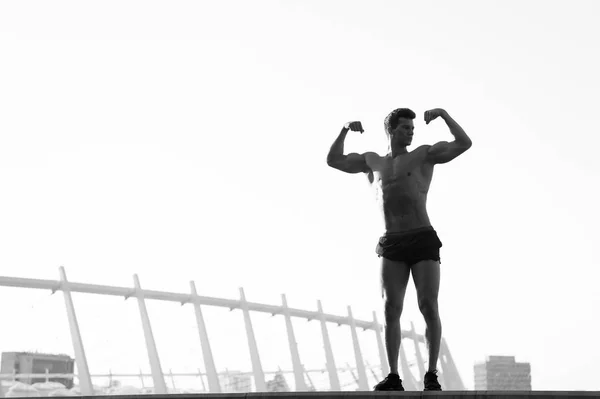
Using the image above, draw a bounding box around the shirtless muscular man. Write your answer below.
[326,108,472,391]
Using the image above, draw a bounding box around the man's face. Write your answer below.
[389,117,414,148]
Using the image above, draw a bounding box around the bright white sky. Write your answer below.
[1,0,599,393]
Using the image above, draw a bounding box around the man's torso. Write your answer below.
[364,145,434,233]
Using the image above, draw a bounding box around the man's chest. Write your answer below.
[370,153,433,185]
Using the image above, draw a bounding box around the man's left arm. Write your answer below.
[425,109,473,164]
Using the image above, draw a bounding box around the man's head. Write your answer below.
[384,108,416,150]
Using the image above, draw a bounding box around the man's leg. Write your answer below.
[411,259,442,372]
[380,257,411,374]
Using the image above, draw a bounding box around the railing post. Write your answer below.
[190,281,221,393]
[303,364,315,391]
[281,294,307,391]
[438,337,465,390]
[169,369,176,391]
[239,287,266,391]
[372,311,389,378]
[316,300,340,391]
[139,369,145,388]
[58,267,93,396]
[410,321,426,381]
[197,368,207,392]
[347,306,369,391]
[132,274,167,394]
[399,341,418,390]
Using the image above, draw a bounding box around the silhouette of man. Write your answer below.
[326,108,472,391]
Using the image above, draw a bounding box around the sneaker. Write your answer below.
[424,370,442,391]
[373,373,405,391]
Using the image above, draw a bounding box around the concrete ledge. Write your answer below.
[54,392,600,399]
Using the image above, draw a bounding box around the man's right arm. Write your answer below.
[326,122,369,174]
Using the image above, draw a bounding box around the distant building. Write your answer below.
[474,355,531,390]
[0,352,75,389]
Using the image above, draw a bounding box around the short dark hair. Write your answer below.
[384,108,416,135]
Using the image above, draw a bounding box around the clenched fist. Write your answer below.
[424,109,447,125]
[344,121,364,133]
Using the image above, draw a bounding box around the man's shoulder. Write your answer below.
[413,145,435,164]
[363,151,382,160]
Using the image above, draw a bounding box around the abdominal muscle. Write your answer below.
[374,181,432,233]
[366,149,434,234]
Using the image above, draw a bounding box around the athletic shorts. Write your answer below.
[375,226,443,266]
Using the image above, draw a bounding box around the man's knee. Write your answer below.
[418,298,439,321]
[384,300,403,324]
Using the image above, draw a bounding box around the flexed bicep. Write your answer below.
[328,152,370,174]
[426,141,472,165]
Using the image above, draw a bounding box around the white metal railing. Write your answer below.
[0,267,465,395]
